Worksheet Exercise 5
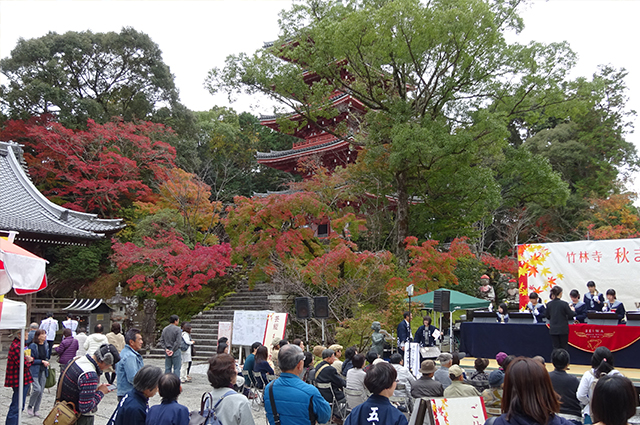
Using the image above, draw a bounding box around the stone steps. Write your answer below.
[147,283,278,360]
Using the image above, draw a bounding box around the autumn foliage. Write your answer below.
[578,194,640,240]
[111,227,231,297]
[0,117,176,216]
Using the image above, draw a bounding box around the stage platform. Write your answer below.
[458,357,640,382]
[460,322,640,369]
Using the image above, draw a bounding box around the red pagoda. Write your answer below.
[256,43,367,175]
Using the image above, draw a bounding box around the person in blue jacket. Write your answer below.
[569,290,588,323]
[414,316,438,347]
[116,328,145,402]
[396,311,412,355]
[496,303,510,323]
[603,288,626,324]
[27,329,50,418]
[108,365,162,425]
[145,373,190,425]
[344,362,408,425]
[583,281,604,312]
[526,293,546,323]
[264,344,331,425]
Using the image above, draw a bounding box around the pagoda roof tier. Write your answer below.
[260,92,365,139]
[257,137,357,174]
[0,141,125,243]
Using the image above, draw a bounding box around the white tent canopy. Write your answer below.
[0,298,27,329]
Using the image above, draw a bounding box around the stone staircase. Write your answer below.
[147,282,277,360]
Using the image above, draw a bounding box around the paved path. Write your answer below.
[0,357,268,425]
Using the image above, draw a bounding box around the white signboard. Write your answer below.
[403,342,421,378]
[519,239,640,309]
[232,310,273,346]
[218,321,232,348]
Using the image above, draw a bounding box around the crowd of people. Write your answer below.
[5,307,640,425]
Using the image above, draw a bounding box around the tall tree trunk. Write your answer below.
[395,170,409,268]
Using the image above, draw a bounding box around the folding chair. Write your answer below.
[242,370,262,404]
[344,388,366,413]
[316,382,347,424]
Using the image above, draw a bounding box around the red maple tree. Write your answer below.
[111,227,231,297]
[0,117,176,216]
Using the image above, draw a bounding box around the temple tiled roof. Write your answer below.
[0,141,125,242]
[256,138,350,160]
[259,93,351,122]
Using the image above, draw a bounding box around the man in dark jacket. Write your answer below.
[315,348,347,419]
[396,311,412,355]
[107,365,162,425]
[548,349,582,423]
[59,344,120,425]
[411,360,443,398]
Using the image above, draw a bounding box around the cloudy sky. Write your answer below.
[1,0,638,189]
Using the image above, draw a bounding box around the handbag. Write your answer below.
[189,390,236,425]
[43,359,80,425]
[45,366,57,389]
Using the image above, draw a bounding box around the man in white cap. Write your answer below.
[434,353,453,389]
[443,365,480,398]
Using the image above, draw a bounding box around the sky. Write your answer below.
[1,0,639,189]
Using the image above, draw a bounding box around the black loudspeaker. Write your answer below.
[433,290,450,313]
[314,296,329,319]
[295,297,311,319]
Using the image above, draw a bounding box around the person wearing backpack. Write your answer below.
[202,354,255,425]
[577,347,621,424]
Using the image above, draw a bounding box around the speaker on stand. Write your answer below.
[295,297,311,345]
[314,296,329,344]
[433,290,452,350]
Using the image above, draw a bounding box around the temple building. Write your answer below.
[0,141,124,246]
[257,91,365,175]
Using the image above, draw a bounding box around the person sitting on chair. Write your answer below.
[344,362,408,425]
[315,349,346,418]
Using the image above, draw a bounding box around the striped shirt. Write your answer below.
[59,355,104,415]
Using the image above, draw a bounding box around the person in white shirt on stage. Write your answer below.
[569,290,587,323]
[583,281,604,312]
[526,293,546,323]
[603,288,626,324]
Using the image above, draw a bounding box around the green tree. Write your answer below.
[0,27,180,128]
[208,0,575,263]
[525,68,638,198]
[510,66,639,242]
[193,107,297,202]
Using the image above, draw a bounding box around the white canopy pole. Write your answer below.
[18,327,24,425]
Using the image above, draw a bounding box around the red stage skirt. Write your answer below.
[568,323,640,352]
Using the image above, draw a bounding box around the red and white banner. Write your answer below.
[568,323,640,352]
[263,313,288,347]
[518,239,640,309]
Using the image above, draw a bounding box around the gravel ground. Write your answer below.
[0,356,268,425]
